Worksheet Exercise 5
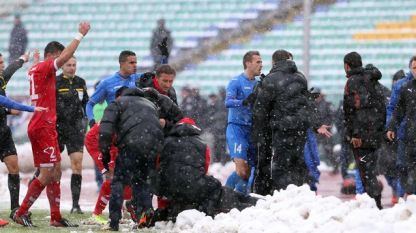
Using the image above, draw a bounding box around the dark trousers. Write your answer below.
[352,147,381,198]
[402,145,416,194]
[109,148,153,228]
[270,131,310,191]
[253,141,272,195]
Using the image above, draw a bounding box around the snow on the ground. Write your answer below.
[2,143,416,232]
[155,185,416,233]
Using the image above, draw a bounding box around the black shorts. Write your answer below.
[0,126,17,162]
[57,119,86,155]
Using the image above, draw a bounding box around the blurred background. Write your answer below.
[1,0,415,141]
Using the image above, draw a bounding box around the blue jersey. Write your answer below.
[0,95,34,112]
[225,73,257,126]
[86,72,141,121]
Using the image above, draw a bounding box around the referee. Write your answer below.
[56,56,89,214]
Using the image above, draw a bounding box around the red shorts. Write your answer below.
[88,149,116,172]
[84,124,118,173]
[27,127,61,168]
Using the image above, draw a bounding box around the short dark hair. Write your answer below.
[272,49,292,63]
[408,56,416,68]
[243,51,260,69]
[156,64,176,77]
[119,50,136,63]
[44,41,65,58]
[0,53,2,57]
[344,51,362,69]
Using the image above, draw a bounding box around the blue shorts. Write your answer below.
[226,123,256,166]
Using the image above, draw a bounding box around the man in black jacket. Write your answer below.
[156,118,257,222]
[99,87,179,230]
[387,56,416,196]
[343,52,386,209]
[56,56,88,214]
[252,49,331,194]
[0,52,29,217]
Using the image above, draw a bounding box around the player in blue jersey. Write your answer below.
[86,50,141,127]
[224,51,262,195]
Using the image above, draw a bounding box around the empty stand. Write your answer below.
[176,0,416,104]
[0,0,276,95]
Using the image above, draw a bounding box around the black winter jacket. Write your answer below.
[56,74,89,122]
[252,60,320,143]
[388,79,416,145]
[143,87,183,134]
[343,66,386,148]
[99,88,164,156]
[158,123,221,204]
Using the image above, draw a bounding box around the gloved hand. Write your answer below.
[136,72,155,88]
[89,119,96,128]
[158,37,169,57]
[102,151,110,171]
[242,93,256,106]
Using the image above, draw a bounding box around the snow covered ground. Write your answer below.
[1,144,416,232]
[156,186,416,233]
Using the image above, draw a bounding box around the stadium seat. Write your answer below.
[0,0,273,95]
[175,0,416,104]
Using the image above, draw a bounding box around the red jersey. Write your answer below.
[28,59,58,129]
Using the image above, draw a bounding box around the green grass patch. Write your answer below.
[0,210,163,232]
[0,210,156,233]
[0,210,103,232]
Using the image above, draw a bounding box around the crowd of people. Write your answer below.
[0,19,415,231]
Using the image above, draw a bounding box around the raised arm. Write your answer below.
[55,22,90,68]
[2,53,29,84]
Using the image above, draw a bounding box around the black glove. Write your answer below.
[89,119,96,128]
[137,72,155,88]
[242,93,256,106]
[158,37,169,57]
[102,151,110,171]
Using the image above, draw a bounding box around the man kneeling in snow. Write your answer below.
[154,118,258,222]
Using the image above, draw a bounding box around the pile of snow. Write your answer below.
[155,185,416,233]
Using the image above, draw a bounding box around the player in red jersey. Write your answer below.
[13,22,90,228]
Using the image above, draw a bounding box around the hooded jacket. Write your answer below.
[252,59,320,144]
[158,120,218,204]
[343,65,386,148]
[142,87,183,134]
[99,88,164,157]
